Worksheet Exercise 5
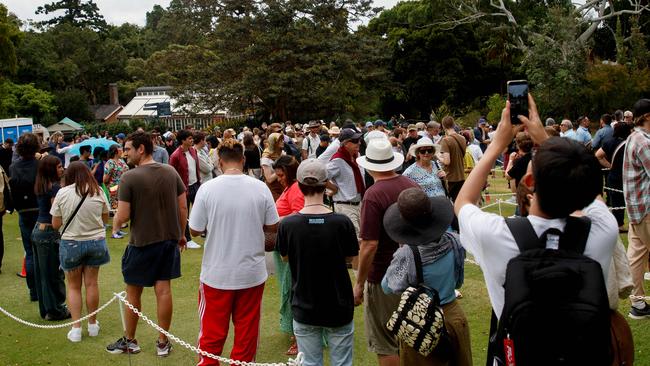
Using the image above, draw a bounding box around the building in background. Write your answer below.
[90,83,123,124]
[118,86,229,130]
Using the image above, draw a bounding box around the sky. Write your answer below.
[3,0,403,26]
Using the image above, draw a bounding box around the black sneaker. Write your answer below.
[156,339,172,357]
[629,303,650,319]
[106,337,141,354]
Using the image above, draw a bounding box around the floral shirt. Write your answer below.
[104,159,129,188]
[402,162,446,198]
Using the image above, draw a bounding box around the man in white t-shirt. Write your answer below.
[189,139,279,366]
[454,96,617,362]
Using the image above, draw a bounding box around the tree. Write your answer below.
[367,0,513,119]
[0,81,57,123]
[521,8,587,117]
[36,0,107,31]
[0,4,22,77]
[53,88,94,122]
[155,0,390,121]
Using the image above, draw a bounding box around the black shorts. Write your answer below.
[121,240,181,287]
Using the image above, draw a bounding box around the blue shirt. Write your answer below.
[575,126,592,145]
[382,250,457,305]
[36,183,60,224]
[591,124,613,151]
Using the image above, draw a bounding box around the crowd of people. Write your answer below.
[0,93,648,366]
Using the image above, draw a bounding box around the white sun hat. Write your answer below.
[407,136,441,158]
[356,139,405,172]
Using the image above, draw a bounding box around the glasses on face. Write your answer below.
[418,148,434,155]
[348,138,360,144]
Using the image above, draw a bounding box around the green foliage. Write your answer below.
[521,8,587,117]
[584,63,650,113]
[53,89,94,122]
[0,81,56,122]
[367,0,514,120]
[487,93,506,123]
[35,0,107,31]
[0,4,22,77]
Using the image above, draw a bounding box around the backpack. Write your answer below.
[491,216,612,366]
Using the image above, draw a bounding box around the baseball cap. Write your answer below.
[297,159,328,186]
[339,128,362,142]
[116,133,126,140]
[408,124,417,131]
[374,119,385,127]
[365,121,373,128]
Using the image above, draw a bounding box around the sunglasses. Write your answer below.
[418,148,434,154]
[348,138,361,144]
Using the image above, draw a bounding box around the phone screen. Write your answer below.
[507,80,529,125]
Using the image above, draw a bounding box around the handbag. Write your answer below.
[61,194,88,235]
[386,245,446,357]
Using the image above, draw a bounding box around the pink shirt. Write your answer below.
[276,181,305,217]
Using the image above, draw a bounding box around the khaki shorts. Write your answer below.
[335,203,361,240]
[364,282,400,355]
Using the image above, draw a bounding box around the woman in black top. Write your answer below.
[32,155,69,320]
[596,122,632,230]
[243,132,262,179]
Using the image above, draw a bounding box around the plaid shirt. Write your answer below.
[623,127,650,224]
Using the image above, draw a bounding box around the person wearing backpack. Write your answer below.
[9,133,42,302]
[455,95,619,366]
[382,188,471,366]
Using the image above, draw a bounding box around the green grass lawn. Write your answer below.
[0,174,648,365]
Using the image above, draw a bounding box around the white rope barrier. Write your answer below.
[0,291,303,366]
[604,186,624,194]
[0,291,123,329]
[114,293,304,366]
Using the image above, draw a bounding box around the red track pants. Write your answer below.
[197,282,265,366]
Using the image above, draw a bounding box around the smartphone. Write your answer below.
[507,80,529,125]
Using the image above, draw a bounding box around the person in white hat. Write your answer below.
[353,139,417,365]
[403,137,447,198]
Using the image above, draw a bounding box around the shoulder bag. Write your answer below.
[61,194,88,235]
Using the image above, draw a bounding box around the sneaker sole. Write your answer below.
[628,313,650,320]
[105,348,141,354]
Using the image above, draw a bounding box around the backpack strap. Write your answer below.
[558,216,592,254]
[505,217,543,252]
[409,245,424,285]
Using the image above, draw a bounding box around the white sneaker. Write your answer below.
[645,272,650,281]
[186,240,201,249]
[67,327,82,342]
[88,322,100,337]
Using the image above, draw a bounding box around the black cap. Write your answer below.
[339,128,362,142]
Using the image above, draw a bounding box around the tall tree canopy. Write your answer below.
[36,0,107,31]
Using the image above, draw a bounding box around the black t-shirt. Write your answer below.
[602,136,625,187]
[315,144,327,157]
[0,147,13,175]
[508,152,532,187]
[402,135,421,154]
[244,145,261,170]
[276,213,359,327]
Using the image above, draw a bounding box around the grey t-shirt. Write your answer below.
[118,163,185,247]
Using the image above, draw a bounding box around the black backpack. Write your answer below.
[490,216,612,366]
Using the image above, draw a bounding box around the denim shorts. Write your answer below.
[59,238,110,272]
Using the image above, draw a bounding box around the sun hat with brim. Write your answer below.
[364,130,389,144]
[356,139,404,172]
[407,136,440,158]
[328,126,341,136]
[308,120,321,128]
[383,188,454,245]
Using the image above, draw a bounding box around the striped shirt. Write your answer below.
[326,158,363,203]
[623,127,650,224]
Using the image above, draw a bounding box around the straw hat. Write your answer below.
[356,139,404,172]
[407,137,440,158]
